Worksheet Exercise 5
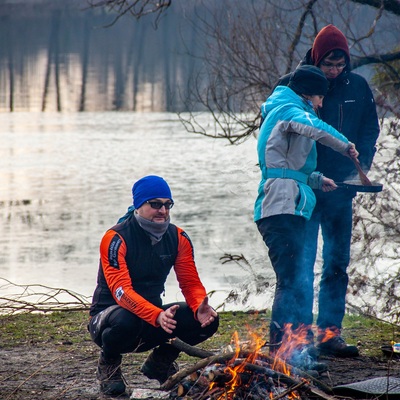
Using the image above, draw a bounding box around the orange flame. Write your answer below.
[222,328,266,397]
[272,323,312,375]
[318,326,340,343]
[212,326,302,399]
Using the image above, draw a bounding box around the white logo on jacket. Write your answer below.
[305,111,313,125]
[115,286,124,300]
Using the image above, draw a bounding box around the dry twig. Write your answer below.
[0,278,90,315]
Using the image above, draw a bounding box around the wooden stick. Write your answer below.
[169,337,215,358]
[302,386,338,400]
[160,353,235,390]
[352,158,372,186]
[205,368,233,383]
[177,380,196,396]
[271,380,307,400]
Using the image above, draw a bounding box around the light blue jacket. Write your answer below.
[254,86,351,222]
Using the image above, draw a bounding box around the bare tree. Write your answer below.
[88,0,400,139]
[346,117,400,323]
[176,0,400,142]
[89,0,400,322]
[87,0,172,26]
[352,0,400,15]
[181,0,400,322]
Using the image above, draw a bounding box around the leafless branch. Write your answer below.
[352,51,400,68]
[86,0,172,27]
[0,278,90,315]
[286,0,318,74]
[350,0,400,16]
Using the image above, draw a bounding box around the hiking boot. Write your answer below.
[287,343,328,375]
[96,352,126,396]
[268,321,283,357]
[270,323,328,375]
[140,348,179,384]
[317,327,359,358]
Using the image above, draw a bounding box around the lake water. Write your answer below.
[0,111,272,311]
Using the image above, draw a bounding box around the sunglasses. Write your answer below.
[320,61,346,70]
[146,201,174,210]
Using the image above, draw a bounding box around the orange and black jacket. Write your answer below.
[89,215,207,327]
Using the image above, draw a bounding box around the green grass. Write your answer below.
[0,310,91,348]
[1,309,399,358]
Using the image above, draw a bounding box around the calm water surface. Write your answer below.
[0,112,271,310]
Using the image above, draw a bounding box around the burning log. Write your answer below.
[171,370,309,400]
[161,352,239,390]
[164,338,336,400]
[176,380,196,396]
[202,366,233,383]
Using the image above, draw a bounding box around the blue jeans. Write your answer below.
[303,191,353,329]
[257,215,313,343]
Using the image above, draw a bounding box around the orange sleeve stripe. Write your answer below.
[174,227,207,316]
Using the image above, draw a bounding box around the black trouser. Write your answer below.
[88,302,219,359]
[257,214,312,344]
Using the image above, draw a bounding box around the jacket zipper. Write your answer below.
[338,104,343,132]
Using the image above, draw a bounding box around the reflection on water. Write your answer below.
[0,112,272,310]
[0,1,204,113]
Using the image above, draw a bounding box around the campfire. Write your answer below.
[160,325,334,400]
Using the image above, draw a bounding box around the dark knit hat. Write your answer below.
[132,175,173,209]
[288,65,329,96]
[311,24,350,66]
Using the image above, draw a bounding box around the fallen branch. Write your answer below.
[0,278,90,315]
[169,337,215,358]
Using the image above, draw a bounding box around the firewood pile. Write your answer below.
[161,338,335,400]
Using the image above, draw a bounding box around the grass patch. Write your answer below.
[1,309,399,358]
[342,314,400,356]
[0,310,91,348]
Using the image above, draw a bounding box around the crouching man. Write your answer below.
[88,175,219,396]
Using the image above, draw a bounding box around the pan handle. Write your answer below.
[334,181,383,193]
[335,182,354,190]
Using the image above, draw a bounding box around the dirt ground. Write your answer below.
[1,338,399,400]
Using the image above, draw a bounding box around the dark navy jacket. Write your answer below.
[276,49,380,184]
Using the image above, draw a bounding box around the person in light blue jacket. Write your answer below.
[254,65,359,372]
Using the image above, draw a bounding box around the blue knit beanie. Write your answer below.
[132,175,173,209]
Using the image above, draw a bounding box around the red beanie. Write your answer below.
[311,25,350,66]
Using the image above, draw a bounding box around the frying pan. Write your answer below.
[336,180,383,193]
